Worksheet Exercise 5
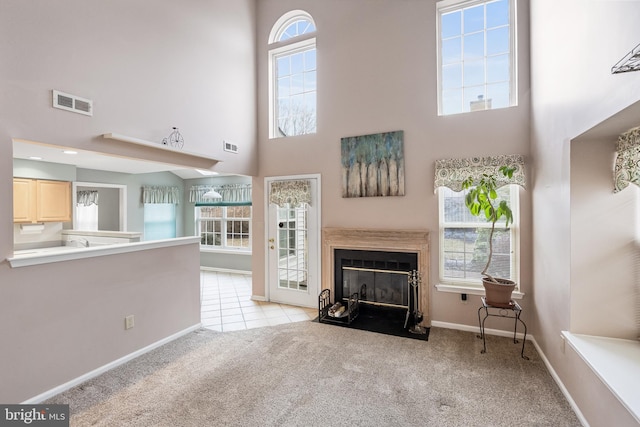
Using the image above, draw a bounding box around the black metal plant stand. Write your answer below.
[477,297,529,359]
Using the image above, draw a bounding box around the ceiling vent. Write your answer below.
[223,140,238,154]
[52,90,93,116]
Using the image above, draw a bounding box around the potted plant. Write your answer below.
[462,165,517,307]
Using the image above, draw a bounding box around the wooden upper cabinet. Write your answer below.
[13,178,36,222]
[13,178,72,223]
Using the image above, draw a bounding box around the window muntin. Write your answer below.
[197,206,251,250]
[438,185,519,286]
[277,18,316,42]
[269,11,317,138]
[437,0,516,115]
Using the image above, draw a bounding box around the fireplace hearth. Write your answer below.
[321,228,430,339]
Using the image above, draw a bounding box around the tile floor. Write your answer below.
[200,270,318,332]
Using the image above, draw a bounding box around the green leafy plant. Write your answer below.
[461,165,516,284]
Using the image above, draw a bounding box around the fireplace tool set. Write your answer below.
[404,270,427,335]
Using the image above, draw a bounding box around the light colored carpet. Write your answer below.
[48,322,581,426]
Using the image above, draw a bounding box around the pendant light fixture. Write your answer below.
[203,188,222,199]
[196,169,222,200]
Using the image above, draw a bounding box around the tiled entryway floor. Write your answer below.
[200,270,318,332]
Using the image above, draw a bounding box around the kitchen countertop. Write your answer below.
[61,230,142,238]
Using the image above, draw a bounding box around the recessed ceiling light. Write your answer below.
[28,156,42,160]
[63,150,78,155]
[196,169,219,176]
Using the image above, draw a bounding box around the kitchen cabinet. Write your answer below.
[13,178,72,223]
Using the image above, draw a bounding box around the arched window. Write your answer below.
[268,10,317,138]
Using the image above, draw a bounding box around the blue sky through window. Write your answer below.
[279,19,316,42]
[440,0,512,115]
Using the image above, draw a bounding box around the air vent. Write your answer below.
[52,90,93,116]
[223,140,238,154]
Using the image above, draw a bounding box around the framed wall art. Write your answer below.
[340,130,405,198]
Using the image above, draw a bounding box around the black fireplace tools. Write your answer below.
[404,270,427,334]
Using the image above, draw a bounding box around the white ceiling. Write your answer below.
[12,139,217,180]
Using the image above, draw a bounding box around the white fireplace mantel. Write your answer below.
[322,228,431,327]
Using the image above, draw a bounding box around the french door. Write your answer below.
[266,175,320,308]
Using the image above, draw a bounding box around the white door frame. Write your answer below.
[264,173,321,306]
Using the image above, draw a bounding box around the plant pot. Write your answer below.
[482,277,516,308]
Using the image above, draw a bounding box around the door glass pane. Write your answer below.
[277,203,308,291]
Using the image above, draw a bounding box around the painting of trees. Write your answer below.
[341,130,405,198]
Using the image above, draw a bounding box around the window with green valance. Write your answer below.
[614,126,640,193]
[268,179,311,207]
[142,186,180,204]
[434,154,526,192]
[190,184,252,206]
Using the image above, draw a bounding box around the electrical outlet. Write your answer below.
[125,315,135,330]
[460,293,468,304]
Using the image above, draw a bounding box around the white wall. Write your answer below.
[570,137,638,338]
[530,0,640,425]
[0,0,256,402]
[253,0,532,328]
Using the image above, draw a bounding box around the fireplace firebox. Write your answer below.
[334,249,417,311]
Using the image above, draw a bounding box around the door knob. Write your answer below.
[270,245,275,249]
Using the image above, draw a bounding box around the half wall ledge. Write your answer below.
[102,133,222,165]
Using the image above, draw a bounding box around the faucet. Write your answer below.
[69,237,90,247]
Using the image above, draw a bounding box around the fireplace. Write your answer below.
[322,228,430,329]
[334,249,417,310]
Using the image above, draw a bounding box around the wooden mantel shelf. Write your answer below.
[102,133,221,163]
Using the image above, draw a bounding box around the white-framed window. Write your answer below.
[268,10,317,138]
[144,203,176,241]
[75,204,98,231]
[437,0,516,116]
[196,205,251,250]
[438,185,519,288]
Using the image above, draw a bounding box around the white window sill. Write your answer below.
[200,247,251,256]
[562,331,640,423]
[435,283,524,299]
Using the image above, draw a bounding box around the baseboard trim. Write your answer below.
[22,323,202,404]
[430,320,588,426]
[529,336,589,427]
[200,266,252,275]
[251,295,267,302]
[431,320,528,340]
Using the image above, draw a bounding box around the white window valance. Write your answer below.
[77,190,98,206]
[189,184,252,204]
[614,126,640,193]
[269,179,311,207]
[142,186,180,204]
[434,154,526,192]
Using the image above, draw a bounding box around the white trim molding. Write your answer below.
[22,324,202,404]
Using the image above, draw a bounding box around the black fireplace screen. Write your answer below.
[342,267,408,307]
[335,249,418,308]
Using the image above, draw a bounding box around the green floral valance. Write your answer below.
[142,186,180,204]
[434,154,526,192]
[614,126,640,193]
[189,184,252,204]
[269,180,311,207]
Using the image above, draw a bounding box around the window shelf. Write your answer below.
[563,332,640,423]
[102,133,221,164]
